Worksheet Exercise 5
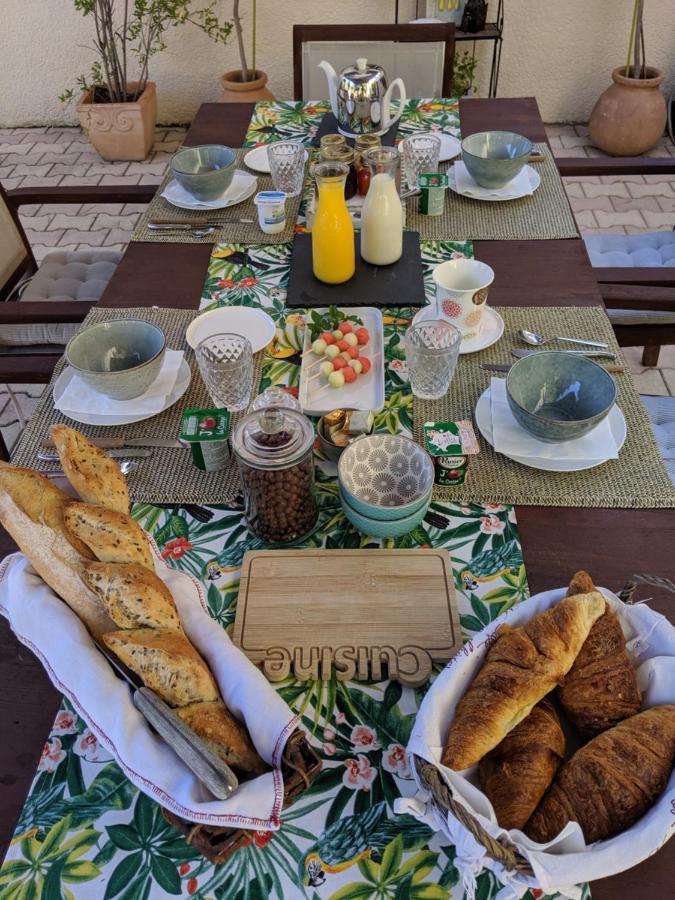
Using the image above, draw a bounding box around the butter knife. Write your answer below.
[97,641,239,800]
[149,218,254,228]
[511,348,618,361]
[42,437,187,449]
[482,362,625,374]
[38,449,151,461]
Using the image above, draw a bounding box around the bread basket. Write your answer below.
[399,578,675,897]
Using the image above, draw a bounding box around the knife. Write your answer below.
[97,641,239,800]
[149,218,254,228]
[481,362,625,374]
[42,437,187,450]
[511,347,618,361]
[38,449,151,462]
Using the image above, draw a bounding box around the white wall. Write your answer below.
[1,1,674,127]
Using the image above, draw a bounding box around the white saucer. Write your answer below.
[447,164,541,201]
[475,387,627,472]
[411,305,504,355]
[186,305,276,353]
[53,358,191,427]
[438,133,462,162]
[243,145,309,174]
[162,170,257,210]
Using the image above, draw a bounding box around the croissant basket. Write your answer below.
[399,585,675,898]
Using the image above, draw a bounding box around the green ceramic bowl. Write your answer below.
[338,433,435,521]
[65,319,166,400]
[340,487,431,538]
[506,351,617,443]
[461,131,532,189]
[170,145,236,201]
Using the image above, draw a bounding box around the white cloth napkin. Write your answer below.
[56,349,184,418]
[489,377,618,462]
[0,549,298,830]
[161,170,257,209]
[453,160,534,199]
[398,587,675,897]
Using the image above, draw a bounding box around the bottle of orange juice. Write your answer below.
[311,162,355,284]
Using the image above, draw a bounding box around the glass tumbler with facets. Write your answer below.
[196,332,254,412]
[267,141,306,197]
[400,133,442,190]
[404,320,461,400]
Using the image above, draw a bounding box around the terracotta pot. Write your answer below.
[77,81,157,161]
[221,69,275,103]
[589,66,666,156]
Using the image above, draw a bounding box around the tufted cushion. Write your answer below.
[0,250,122,347]
[641,394,675,485]
[607,308,675,325]
[583,232,675,268]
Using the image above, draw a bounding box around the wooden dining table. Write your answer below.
[1,96,673,898]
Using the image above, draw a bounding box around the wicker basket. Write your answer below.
[161,730,321,864]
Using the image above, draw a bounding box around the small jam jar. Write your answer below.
[320,144,358,199]
[232,407,317,544]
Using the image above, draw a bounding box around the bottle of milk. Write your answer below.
[360,147,403,266]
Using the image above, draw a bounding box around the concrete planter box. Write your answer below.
[77,81,157,161]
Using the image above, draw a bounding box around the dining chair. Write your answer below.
[292,23,456,101]
[0,182,156,460]
[556,157,675,367]
[642,394,675,484]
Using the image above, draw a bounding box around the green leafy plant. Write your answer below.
[452,50,478,97]
[59,1,233,104]
[307,306,363,341]
[625,0,647,78]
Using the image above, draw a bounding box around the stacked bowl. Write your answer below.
[337,434,434,538]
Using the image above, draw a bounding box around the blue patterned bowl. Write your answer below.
[461,131,533,189]
[506,351,617,443]
[340,487,431,538]
[338,433,434,521]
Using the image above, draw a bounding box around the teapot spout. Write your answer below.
[318,60,339,117]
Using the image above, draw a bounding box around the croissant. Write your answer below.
[442,591,605,770]
[479,698,565,830]
[558,571,641,737]
[525,705,675,844]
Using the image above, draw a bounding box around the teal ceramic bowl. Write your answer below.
[338,433,434,521]
[340,487,431,538]
[65,319,166,400]
[506,351,617,443]
[170,145,236,201]
[461,131,533,189]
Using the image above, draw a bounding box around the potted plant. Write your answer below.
[589,0,667,156]
[453,51,479,97]
[221,0,275,102]
[60,1,233,161]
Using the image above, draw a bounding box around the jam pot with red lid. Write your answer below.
[232,406,317,544]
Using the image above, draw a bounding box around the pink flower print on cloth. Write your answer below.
[343,754,377,791]
[74,728,112,763]
[350,724,381,752]
[382,743,412,779]
[480,514,505,535]
[51,709,79,736]
[39,737,66,773]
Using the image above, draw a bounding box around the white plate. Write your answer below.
[411,305,504,355]
[474,386,627,472]
[53,359,192,427]
[162,170,257,210]
[186,305,276,353]
[243,145,309,174]
[447,164,541,201]
[299,307,385,416]
[438,133,462,162]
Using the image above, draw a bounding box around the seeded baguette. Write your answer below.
[83,561,181,631]
[176,701,268,775]
[51,425,130,514]
[64,502,154,569]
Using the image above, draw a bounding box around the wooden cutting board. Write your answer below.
[232,549,462,687]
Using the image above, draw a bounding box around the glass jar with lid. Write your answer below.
[354,133,381,196]
[232,406,317,544]
[319,144,358,199]
[320,134,347,153]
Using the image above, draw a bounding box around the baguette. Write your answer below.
[176,701,268,775]
[83,561,181,631]
[51,425,129,514]
[64,502,154,569]
[442,592,606,770]
[0,463,114,637]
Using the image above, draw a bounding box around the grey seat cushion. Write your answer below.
[641,394,675,485]
[607,308,675,326]
[1,250,122,347]
[584,231,675,267]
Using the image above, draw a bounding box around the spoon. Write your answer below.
[45,460,139,479]
[519,328,609,349]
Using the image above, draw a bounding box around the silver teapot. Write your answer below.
[318,57,406,138]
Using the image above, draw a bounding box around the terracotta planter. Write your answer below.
[589,67,666,156]
[221,69,275,103]
[77,81,157,161]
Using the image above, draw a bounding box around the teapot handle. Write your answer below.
[382,78,407,128]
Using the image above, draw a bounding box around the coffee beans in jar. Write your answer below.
[232,407,317,544]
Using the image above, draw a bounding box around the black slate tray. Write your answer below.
[310,112,399,148]
[285,232,425,309]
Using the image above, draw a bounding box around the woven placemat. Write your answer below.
[131,149,304,245]
[405,145,578,241]
[10,307,266,504]
[413,306,675,508]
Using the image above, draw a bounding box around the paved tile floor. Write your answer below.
[1,122,674,453]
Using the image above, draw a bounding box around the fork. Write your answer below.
[45,460,139,478]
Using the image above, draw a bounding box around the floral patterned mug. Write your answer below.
[432,258,495,340]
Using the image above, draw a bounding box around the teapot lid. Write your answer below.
[340,57,386,88]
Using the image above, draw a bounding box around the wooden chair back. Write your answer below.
[0,183,36,300]
[293,23,456,101]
